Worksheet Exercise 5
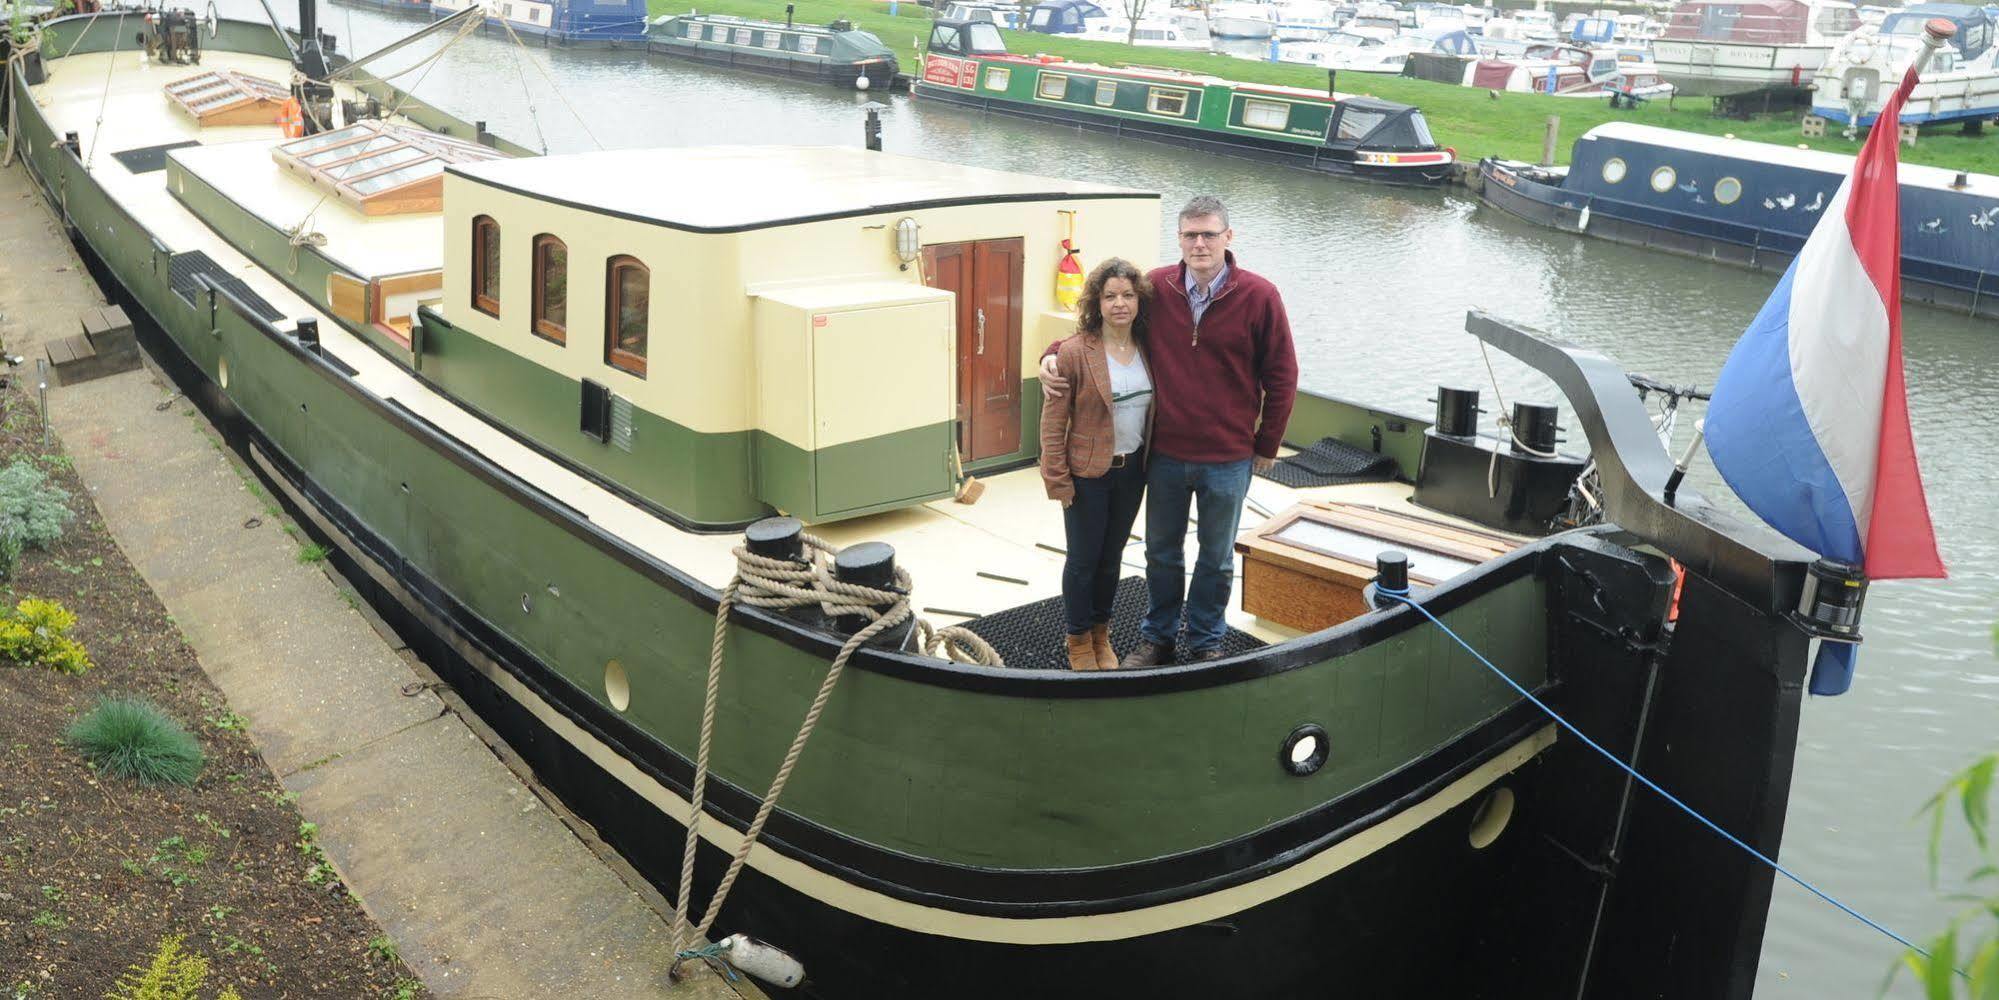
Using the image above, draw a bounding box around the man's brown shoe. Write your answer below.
[1066,632,1098,671]
[1118,638,1175,669]
[1088,624,1118,671]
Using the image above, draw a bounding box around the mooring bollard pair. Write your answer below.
[744,516,915,650]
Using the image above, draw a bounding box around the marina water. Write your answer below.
[251,4,1997,990]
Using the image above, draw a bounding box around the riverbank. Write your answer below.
[650,0,1999,173]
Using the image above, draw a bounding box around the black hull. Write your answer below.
[913,83,1452,188]
[1478,158,1999,320]
[48,165,1809,999]
[648,38,901,91]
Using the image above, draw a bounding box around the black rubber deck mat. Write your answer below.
[961,576,1266,670]
[1258,437,1399,489]
[110,140,199,174]
[168,251,285,322]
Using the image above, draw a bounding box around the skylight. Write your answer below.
[270,120,506,217]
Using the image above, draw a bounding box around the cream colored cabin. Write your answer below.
[436,147,1160,523]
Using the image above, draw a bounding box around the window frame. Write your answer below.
[1094,79,1117,105]
[471,214,501,318]
[1241,97,1291,131]
[605,255,650,378]
[531,233,568,345]
[1037,72,1069,100]
[983,65,1012,90]
[1147,86,1189,116]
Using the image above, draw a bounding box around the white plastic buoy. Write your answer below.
[718,934,805,988]
[855,76,871,92]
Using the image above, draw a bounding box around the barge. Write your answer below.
[1477,123,1999,317]
[427,0,648,46]
[647,11,899,90]
[12,4,1841,998]
[914,18,1456,186]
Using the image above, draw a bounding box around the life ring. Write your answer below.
[278,98,304,138]
[1848,34,1875,64]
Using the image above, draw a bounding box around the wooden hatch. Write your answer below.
[163,70,290,127]
[270,121,505,217]
[1237,501,1520,632]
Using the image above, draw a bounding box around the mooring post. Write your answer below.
[1540,115,1560,167]
[863,102,884,152]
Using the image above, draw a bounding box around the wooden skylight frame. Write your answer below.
[270,120,505,217]
[163,70,290,127]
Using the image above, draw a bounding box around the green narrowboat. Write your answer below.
[648,11,900,90]
[914,18,1456,186]
[12,4,1839,998]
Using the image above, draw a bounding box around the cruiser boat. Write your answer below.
[938,0,1027,30]
[1813,3,1999,125]
[1208,1,1279,38]
[1651,0,1860,96]
[1080,13,1213,48]
[1483,9,1559,41]
[1281,24,1478,72]
[1273,0,1341,40]
[14,3,1853,998]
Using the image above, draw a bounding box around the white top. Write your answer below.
[1108,351,1153,456]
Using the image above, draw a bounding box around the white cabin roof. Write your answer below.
[447,146,1154,232]
[1580,122,1999,195]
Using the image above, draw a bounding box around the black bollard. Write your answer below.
[745,516,804,562]
[1509,402,1558,456]
[294,318,320,354]
[833,542,913,649]
[1369,550,1411,611]
[1433,386,1479,438]
[864,106,883,152]
[62,131,80,157]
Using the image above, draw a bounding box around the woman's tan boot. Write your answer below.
[1066,632,1098,671]
[1089,624,1118,671]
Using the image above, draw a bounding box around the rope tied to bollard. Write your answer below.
[667,534,1000,984]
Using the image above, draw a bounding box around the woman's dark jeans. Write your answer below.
[1061,458,1148,636]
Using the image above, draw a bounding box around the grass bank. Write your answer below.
[654,0,1999,172]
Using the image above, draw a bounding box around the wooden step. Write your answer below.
[50,306,143,385]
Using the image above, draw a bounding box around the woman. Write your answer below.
[1040,258,1155,672]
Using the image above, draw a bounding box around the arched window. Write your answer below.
[531,234,567,344]
[605,255,649,377]
[471,215,500,317]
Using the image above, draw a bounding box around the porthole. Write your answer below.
[1468,786,1516,849]
[1280,724,1329,776]
[520,592,532,614]
[217,357,229,388]
[1650,165,1677,193]
[604,659,630,712]
[1600,156,1626,184]
[1715,176,1743,205]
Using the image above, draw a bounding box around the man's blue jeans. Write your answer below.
[1140,453,1253,652]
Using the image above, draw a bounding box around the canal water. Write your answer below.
[274,5,1996,992]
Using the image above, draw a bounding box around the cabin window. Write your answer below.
[1037,73,1069,99]
[1650,165,1677,193]
[708,25,725,40]
[606,255,649,377]
[763,31,783,49]
[680,21,692,36]
[532,234,568,344]
[472,215,500,317]
[502,3,512,16]
[1714,176,1743,205]
[734,28,753,44]
[1242,98,1290,131]
[1147,87,1189,116]
[983,66,1011,90]
[1094,79,1117,105]
[529,7,540,21]
[1335,107,1386,141]
[800,34,820,53]
[1600,156,1627,184]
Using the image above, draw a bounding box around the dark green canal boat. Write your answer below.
[648,11,899,90]
[11,4,1837,997]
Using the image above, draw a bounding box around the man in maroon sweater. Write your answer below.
[1041,196,1298,665]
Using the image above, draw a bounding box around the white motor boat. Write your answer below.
[1483,9,1559,41]
[1082,12,1213,47]
[1208,1,1279,37]
[1280,23,1477,71]
[1274,0,1340,40]
[1650,0,1860,96]
[1813,4,1999,127]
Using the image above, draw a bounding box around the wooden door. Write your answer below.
[921,237,1023,461]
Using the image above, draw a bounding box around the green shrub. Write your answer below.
[0,597,92,674]
[104,934,243,1000]
[66,697,204,786]
[0,459,72,579]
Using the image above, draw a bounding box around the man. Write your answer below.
[1040,195,1298,666]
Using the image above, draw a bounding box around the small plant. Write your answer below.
[384,979,424,1000]
[65,697,204,786]
[204,710,248,733]
[0,598,92,675]
[105,934,244,1000]
[30,910,62,929]
[296,543,330,564]
[367,935,399,963]
[0,459,72,579]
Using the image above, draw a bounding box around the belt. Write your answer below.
[1108,453,1133,468]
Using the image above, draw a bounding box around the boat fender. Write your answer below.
[1055,237,1084,311]
[717,934,806,988]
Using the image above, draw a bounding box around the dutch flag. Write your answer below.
[1704,47,1948,696]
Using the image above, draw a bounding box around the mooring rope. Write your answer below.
[1475,338,1562,499]
[667,536,998,982]
[1378,587,1941,964]
[492,14,603,151]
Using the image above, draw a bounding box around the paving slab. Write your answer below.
[0,158,755,999]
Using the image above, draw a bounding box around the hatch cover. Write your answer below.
[110,140,200,174]
[168,251,284,322]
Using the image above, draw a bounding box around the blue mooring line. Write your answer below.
[1378,588,1934,962]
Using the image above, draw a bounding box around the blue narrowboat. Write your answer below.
[1027,0,1106,33]
[330,0,432,18]
[1479,122,1999,317]
[427,0,648,46]
[648,12,900,89]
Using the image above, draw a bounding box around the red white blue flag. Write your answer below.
[1704,57,1947,696]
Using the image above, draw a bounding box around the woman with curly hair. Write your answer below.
[1039,258,1155,671]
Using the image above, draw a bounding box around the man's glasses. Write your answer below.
[1178,230,1227,244]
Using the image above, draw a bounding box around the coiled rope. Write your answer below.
[1378,586,1939,964]
[667,535,998,982]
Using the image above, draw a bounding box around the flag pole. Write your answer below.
[1911,18,1954,78]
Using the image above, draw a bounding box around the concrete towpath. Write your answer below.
[0,160,756,999]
